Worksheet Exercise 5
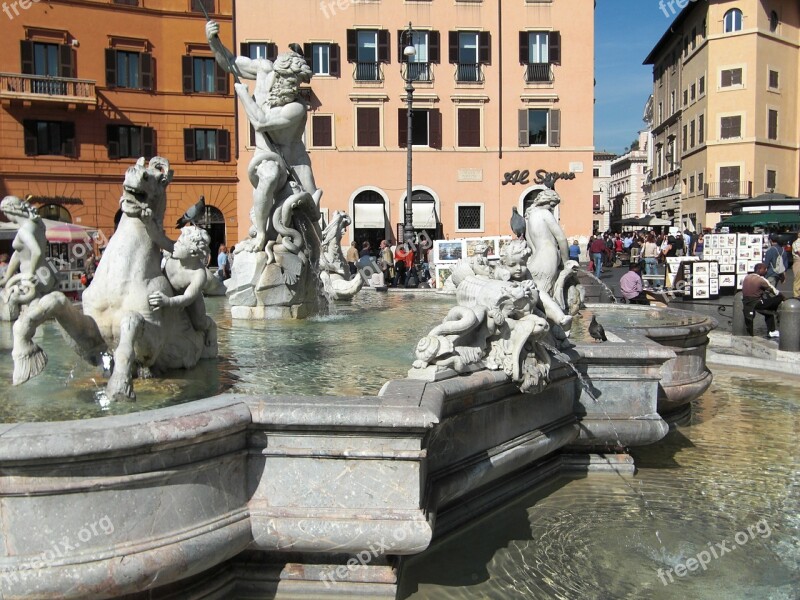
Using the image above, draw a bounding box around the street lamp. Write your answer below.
[403,23,416,262]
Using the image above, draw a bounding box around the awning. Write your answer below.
[0,220,97,243]
[412,201,438,229]
[717,212,800,229]
[0,222,17,241]
[353,203,386,229]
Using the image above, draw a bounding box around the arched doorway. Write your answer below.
[521,185,559,222]
[408,190,441,253]
[201,205,226,267]
[38,204,72,223]
[39,204,72,267]
[352,190,388,256]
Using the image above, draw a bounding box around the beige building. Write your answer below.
[645,0,800,232]
[592,151,616,232]
[232,0,595,248]
[609,130,649,231]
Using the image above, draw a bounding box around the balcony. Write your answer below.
[354,62,383,82]
[455,63,483,83]
[402,62,433,83]
[704,180,752,200]
[0,73,97,106]
[525,63,553,83]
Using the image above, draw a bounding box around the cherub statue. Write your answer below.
[148,226,216,347]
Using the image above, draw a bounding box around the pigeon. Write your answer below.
[510,207,526,239]
[588,315,607,342]
[175,195,205,229]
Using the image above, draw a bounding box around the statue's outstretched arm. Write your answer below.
[206,20,258,80]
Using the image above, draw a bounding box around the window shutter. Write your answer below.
[458,108,480,148]
[240,42,250,58]
[184,129,196,161]
[249,123,256,147]
[429,31,440,64]
[105,48,117,87]
[346,29,357,62]
[107,125,120,159]
[303,43,312,65]
[448,31,458,64]
[62,122,76,157]
[140,52,153,90]
[215,61,229,94]
[142,127,155,157]
[397,30,405,63]
[478,31,491,65]
[182,56,193,93]
[217,129,230,162]
[518,109,530,147]
[312,115,332,147]
[329,44,340,76]
[548,109,561,147]
[266,43,278,62]
[59,44,76,78]
[377,30,390,63]
[357,107,379,147]
[23,121,37,155]
[398,108,408,148]
[519,31,529,64]
[429,108,441,149]
[20,40,34,75]
[548,31,561,65]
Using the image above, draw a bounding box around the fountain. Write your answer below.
[0,21,741,600]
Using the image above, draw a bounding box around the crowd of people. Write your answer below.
[346,239,433,288]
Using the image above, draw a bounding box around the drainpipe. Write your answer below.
[497,0,503,160]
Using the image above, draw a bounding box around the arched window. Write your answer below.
[723,9,743,33]
[353,190,388,255]
[769,10,779,33]
[522,188,543,213]
[38,204,72,223]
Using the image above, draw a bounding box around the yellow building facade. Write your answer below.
[232,0,595,247]
[645,0,800,231]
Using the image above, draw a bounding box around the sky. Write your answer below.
[594,0,680,155]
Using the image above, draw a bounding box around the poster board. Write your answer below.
[433,240,466,263]
[703,233,766,288]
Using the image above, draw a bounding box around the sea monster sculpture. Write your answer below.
[318,211,363,300]
[412,263,552,394]
[9,157,218,401]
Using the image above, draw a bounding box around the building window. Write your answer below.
[769,10,779,33]
[767,109,778,140]
[105,49,153,90]
[456,205,483,232]
[719,166,741,197]
[766,169,777,191]
[592,167,600,177]
[658,102,663,123]
[720,115,741,139]
[699,75,705,95]
[690,120,695,147]
[398,108,441,148]
[398,30,438,82]
[107,125,155,159]
[182,55,228,94]
[690,83,696,101]
[183,128,230,162]
[356,106,380,147]
[720,68,742,88]
[190,0,214,14]
[666,137,675,171]
[670,90,676,113]
[518,108,560,147]
[457,107,481,148]
[311,114,333,147]
[723,9,743,33]
[682,124,687,151]
[519,30,560,82]
[698,114,705,144]
[691,26,697,49]
[304,43,340,77]
[768,69,779,89]
[683,89,688,106]
[449,31,490,82]
[241,42,277,61]
[689,175,695,194]
[20,40,75,93]
[346,29,389,81]
[698,172,704,193]
[23,120,76,156]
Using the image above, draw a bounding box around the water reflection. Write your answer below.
[0,293,453,422]
[399,366,799,600]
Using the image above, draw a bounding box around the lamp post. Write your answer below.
[403,23,416,260]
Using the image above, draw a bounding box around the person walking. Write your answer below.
[742,263,784,338]
[216,245,230,281]
[764,237,788,288]
[346,241,358,275]
[641,234,660,277]
[589,235,607,279]
[568,239,581,262]
[792,232,800,298]
[379,240,394,286]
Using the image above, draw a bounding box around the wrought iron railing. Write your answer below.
[704,180,753,199]
[455,63,483,83]
[354,62,382,82]
[525,63,553,83]
[0,73,96,104]
[403,62,432,82]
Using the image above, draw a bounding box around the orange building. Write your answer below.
[0,0,237,257]
[233,0,595,248]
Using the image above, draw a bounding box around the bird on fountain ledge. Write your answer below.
[588,315,607,342]
[510,207,526,239]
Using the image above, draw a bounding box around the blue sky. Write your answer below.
[594,0,678,154]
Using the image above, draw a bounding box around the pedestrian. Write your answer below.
[216,245,229,281]
[589,235,607,279]
[741,263,784,338]
[568,239,581,262]
[346,240,358,275]
[694,234,704,259]
[394,243,414,287]
[792,232,800,298]
[764,237,788,288]
[641,233,660,277]
[620,262,650,305]
[359,240,371,259]
[379,239,393,286]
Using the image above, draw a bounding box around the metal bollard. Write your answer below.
[732,292,747,336]
[778,298,800,352]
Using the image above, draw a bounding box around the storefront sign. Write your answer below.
[501,169,576,187]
